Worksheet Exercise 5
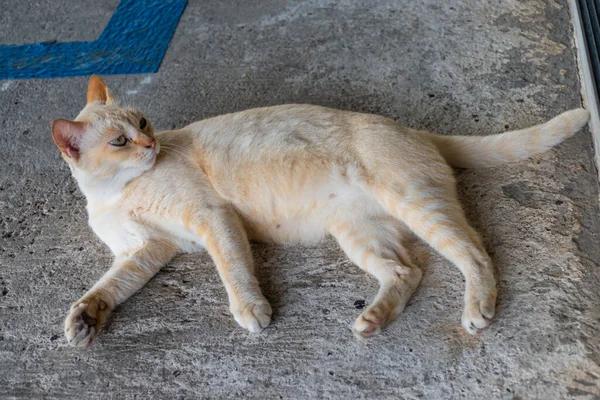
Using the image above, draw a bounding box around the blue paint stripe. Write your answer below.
[0,0,186,79]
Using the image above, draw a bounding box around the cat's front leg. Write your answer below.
[195,207,272,332]
[64,240,177,347]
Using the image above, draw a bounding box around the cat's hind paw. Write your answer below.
[353,305,390,339]
[64,295,111,347]
[462,290,496,335]
[232,301,272,333]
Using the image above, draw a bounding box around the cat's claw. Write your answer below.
[232,301,272,333]
[462,291,496,334]
[64,297,110,347]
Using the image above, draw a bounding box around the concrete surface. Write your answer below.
[1,0,600,398]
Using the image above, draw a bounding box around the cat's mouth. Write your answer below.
[148,151,157,164]
[140,148,158,167]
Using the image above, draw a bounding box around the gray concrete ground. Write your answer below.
[1,0,600,398]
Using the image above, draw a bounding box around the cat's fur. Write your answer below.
[52,75,589,347]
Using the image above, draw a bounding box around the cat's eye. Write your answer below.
[139,117,147,130]
[110,135,127,146]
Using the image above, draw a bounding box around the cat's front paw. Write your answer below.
[462,289,496,335]
[231,300,272,333]
[64,294,111,347]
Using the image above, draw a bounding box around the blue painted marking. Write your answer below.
[0,0,186,79]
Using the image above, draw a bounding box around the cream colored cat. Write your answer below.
[53,75,589,347]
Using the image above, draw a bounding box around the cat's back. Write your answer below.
[182,104,405,159]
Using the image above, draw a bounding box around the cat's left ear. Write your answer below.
[86,75,116,105]
[51,119,87,161]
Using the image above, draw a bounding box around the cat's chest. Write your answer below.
[88,210,147,256]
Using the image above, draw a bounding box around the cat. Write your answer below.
[52,75,589,347]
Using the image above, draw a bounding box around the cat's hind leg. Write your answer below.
[374,171,497,335]
[327,211,422,338]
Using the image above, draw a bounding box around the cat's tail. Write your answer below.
[425,108,589,168]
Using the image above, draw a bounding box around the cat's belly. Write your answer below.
[237,181,380,244]
[246,213,330,244]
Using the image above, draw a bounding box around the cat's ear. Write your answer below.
[86,75,116,105]
[51,119,86,161]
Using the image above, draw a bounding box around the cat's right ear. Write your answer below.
[51,119,86,161]
[87,75,115,105]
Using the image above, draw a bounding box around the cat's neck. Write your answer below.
[72,168,138,207]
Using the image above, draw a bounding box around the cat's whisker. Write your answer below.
[159,145,189,158]
[160,143,188,152]
[160,148,188,158]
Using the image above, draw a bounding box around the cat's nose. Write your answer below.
[145,139,156,149]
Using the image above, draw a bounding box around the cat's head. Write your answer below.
[51,75,159,186]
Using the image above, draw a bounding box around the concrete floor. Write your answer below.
[1,0,600,398]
